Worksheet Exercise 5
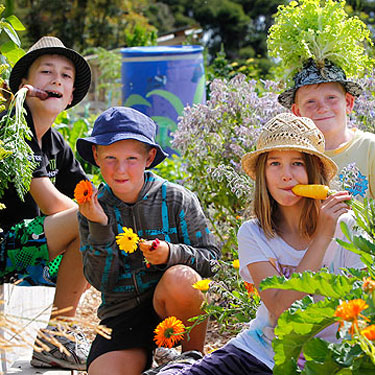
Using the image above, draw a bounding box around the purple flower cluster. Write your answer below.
[172,74,284,175]
[350,73,375,133]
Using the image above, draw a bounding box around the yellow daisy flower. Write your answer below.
[232,259,240,269]
[192,279,212,292]
[116,227,139,253]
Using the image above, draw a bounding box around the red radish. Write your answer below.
[150,238,160,251]
[23,84,48,100]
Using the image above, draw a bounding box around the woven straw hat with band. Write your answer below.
[9,36,91,109]
[241,112,338,181]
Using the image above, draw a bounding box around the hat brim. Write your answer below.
[241,145,338,182]
[278,80,363,109]
[9,46,91,108]
[76,132,168,169]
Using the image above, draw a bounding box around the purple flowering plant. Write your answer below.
[172,73,284,256]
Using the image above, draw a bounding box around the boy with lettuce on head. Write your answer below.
[268,0,375,199]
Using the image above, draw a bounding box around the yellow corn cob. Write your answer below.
[292,184,330,200]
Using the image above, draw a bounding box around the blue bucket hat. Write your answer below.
[76,106,168,168]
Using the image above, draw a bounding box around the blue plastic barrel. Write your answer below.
[121,46,206,154]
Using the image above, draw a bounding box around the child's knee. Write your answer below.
[159,265,202,299]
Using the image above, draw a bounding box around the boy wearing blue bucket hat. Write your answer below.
[76,106,220,374]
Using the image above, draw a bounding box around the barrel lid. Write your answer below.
[120,45,203,57]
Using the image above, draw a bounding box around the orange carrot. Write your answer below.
[292,184,330,200]
[292,185,363,213]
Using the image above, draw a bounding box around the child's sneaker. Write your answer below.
[154,347,181,366]
[30,325,89,371]
[143,350,203,375]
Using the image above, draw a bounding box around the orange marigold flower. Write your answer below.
[362,277,375,293]
[334,299,369,336]
[74,180,93,204]
[361,325,375,341]
[244,281,259,297]
[116,227,139,253]
[334,299,369,322]
[192,279,211,292]
[154,316,185,348]
[232,259,240,269]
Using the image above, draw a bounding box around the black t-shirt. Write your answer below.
[0,107,87,232]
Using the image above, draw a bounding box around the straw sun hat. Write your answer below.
[9,36,91,108]
[241,112,338,181]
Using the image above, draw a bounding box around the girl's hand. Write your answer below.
[316,190,351,238]
[139,239,169,265]
[78,186,108,226]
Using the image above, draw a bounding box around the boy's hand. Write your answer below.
[139,239,169,265]
[78,187,108,226]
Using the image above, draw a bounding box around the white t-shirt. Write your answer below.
[229,213,363,370]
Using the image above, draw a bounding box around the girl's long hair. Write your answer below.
[253,152,329,239]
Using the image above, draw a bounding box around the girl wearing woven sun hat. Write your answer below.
[145,112,364,375]
[268,0,375,200]
[0,36,91,370]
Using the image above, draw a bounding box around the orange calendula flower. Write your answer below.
[192,279,212,292]
[232,259,240,269]
[334,299,369,335]
[74,180,93,204]
[244,281,259,297]
[362,277,375,293]
[361,325,375,341]
[116,227,139,253]
[154,316,185,348]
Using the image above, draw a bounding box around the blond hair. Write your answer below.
[253,152,329,239]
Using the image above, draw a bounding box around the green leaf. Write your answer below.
[260,271,355,299]
[123,94,151,108]
[302,338,344,375]
[193,75,206,104]
[273,298,338,375]
[146,89,184,116]
[340,221,352,242]
[5,15,25,31]
[0,41,25,66]
[2,21,21,46]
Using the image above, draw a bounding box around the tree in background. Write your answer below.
[13,0,157,50]
[145,0,288,74]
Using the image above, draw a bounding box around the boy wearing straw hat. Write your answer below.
[0,36,91,370]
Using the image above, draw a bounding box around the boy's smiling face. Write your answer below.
[93,139,156,203]
[22,54,75,116]
[291,82,355,147]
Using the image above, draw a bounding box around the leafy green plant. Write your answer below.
[0,87,37,200]
[267,0,374,83]
[153,154,189,185]
[0,4,25,111]
[260,198,375,374]
[0,4,25,68]
[54,110,103,184]
[187,256,260,336]
[84,47,122,107]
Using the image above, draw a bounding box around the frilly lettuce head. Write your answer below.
[267,0,374,83]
